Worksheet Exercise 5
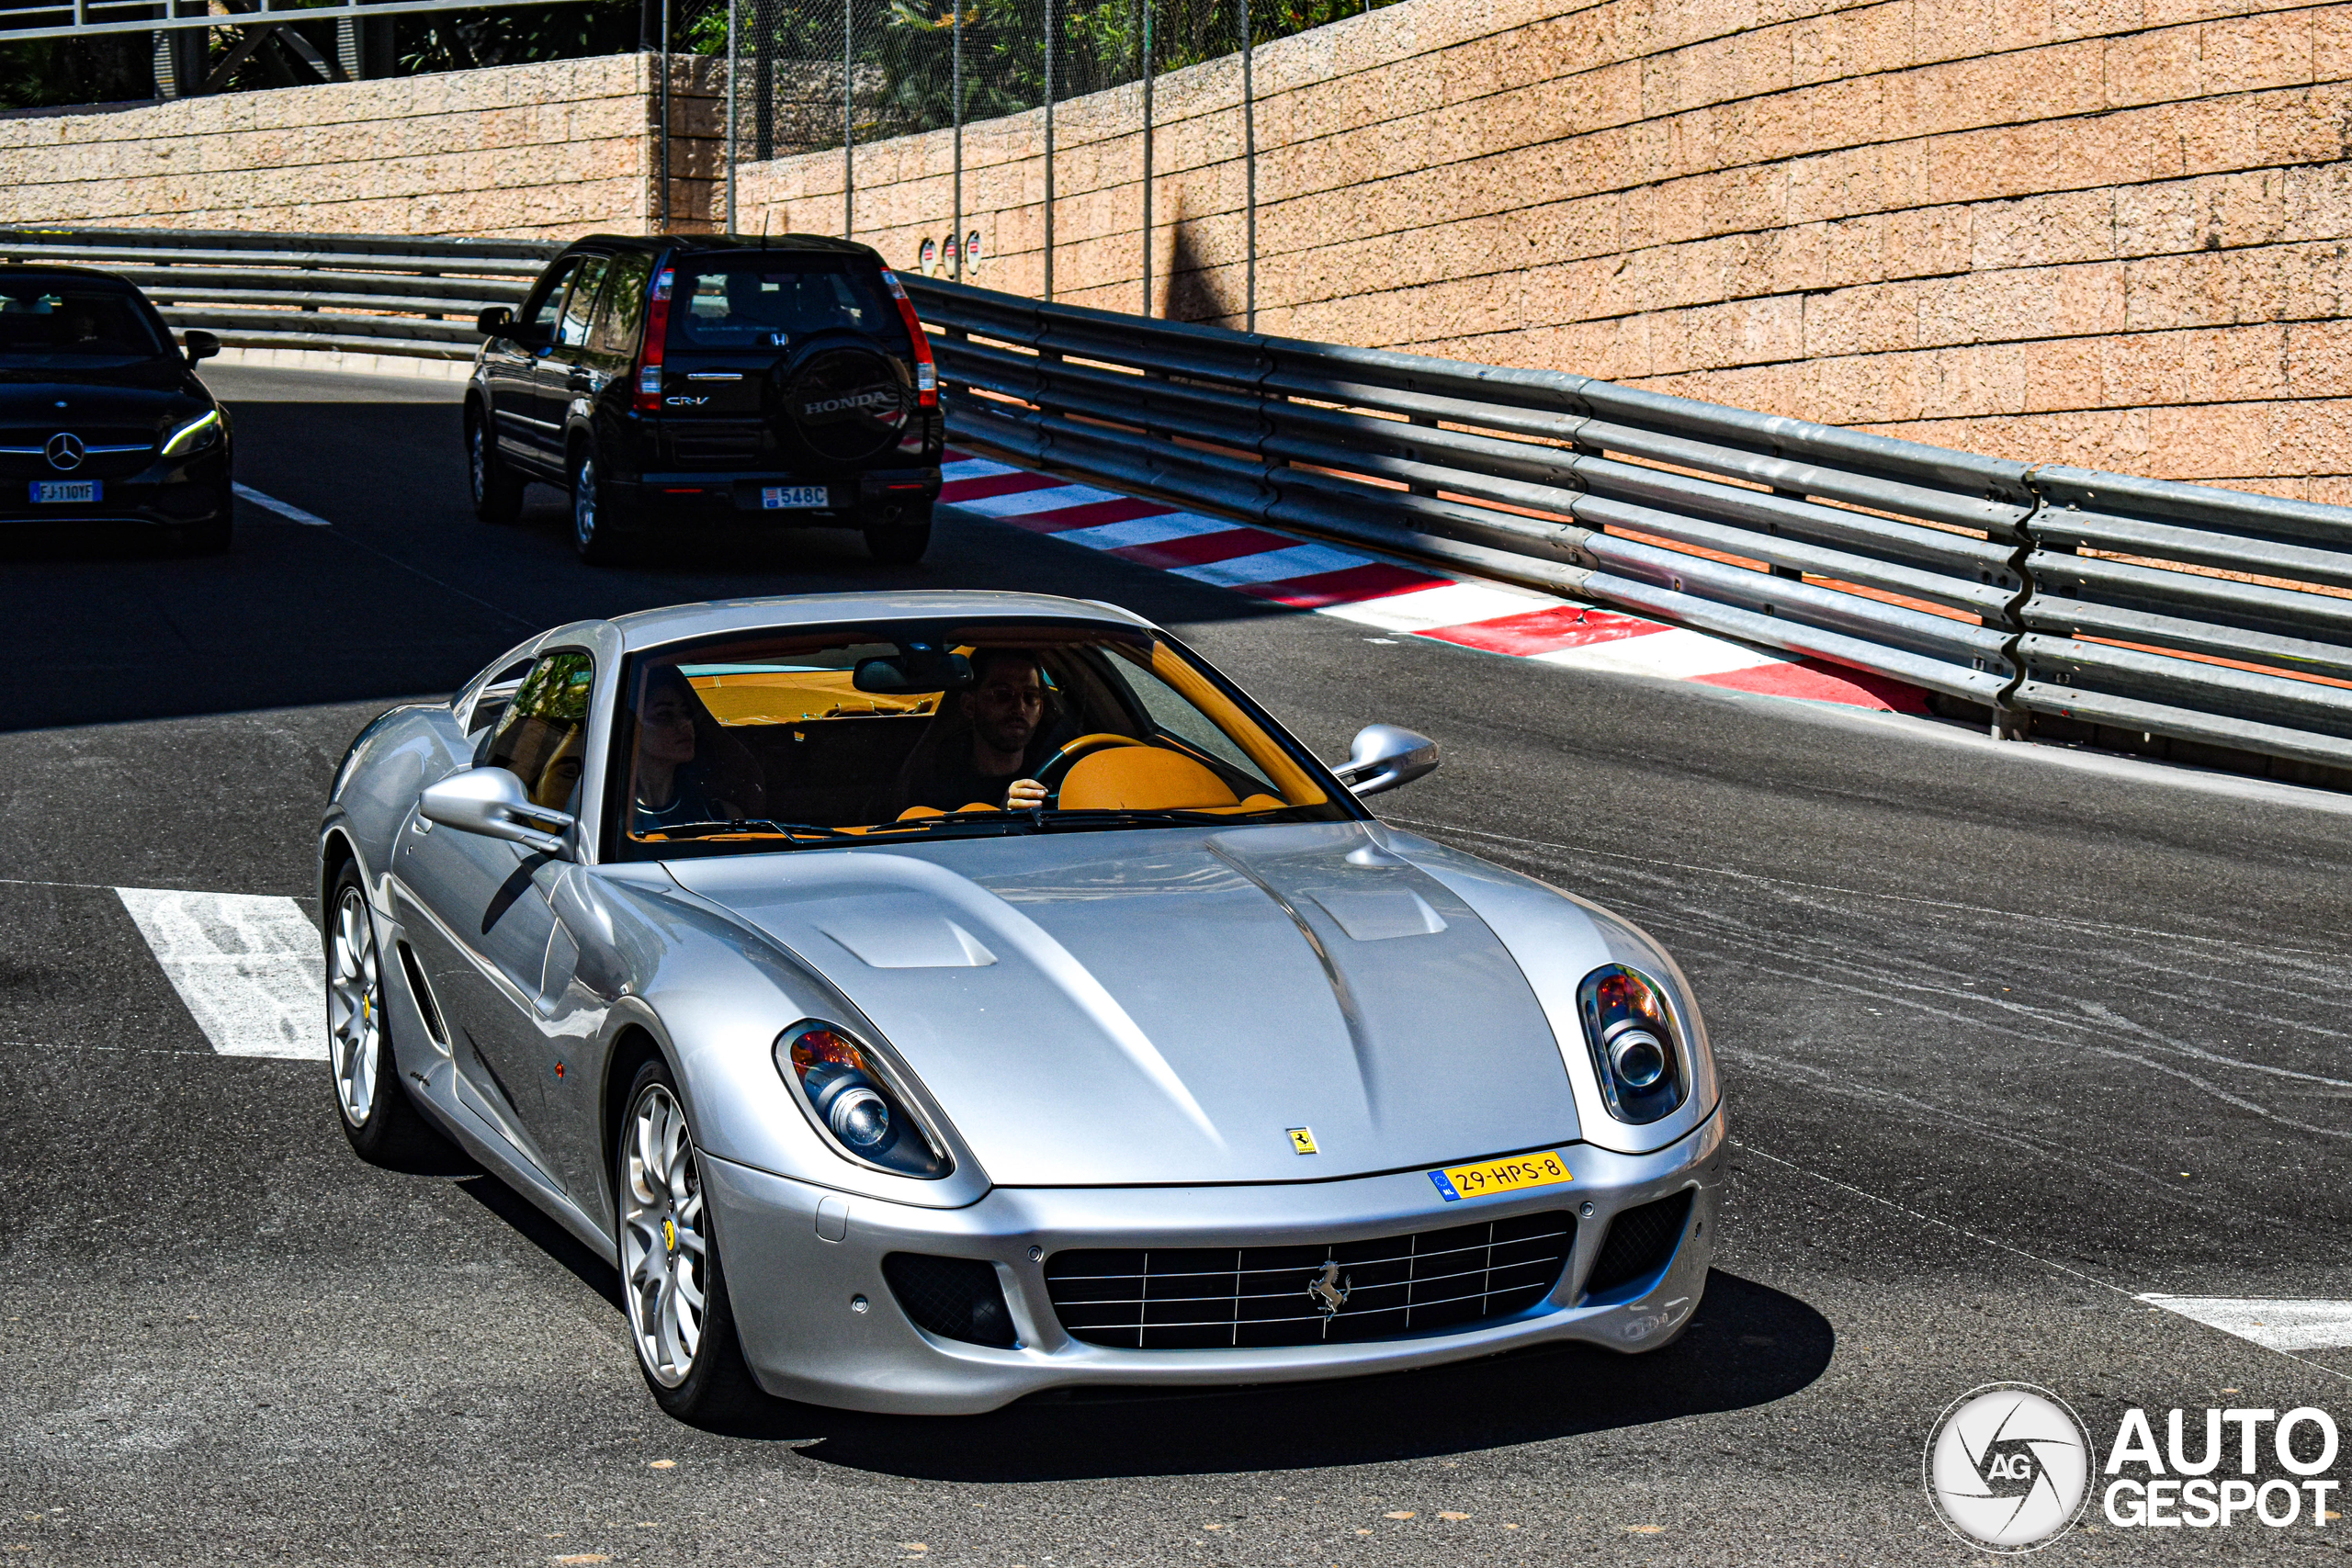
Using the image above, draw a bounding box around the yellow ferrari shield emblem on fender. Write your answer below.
[1287,1127,1317,1156]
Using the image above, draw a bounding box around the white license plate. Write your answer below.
[761,485,829,510]
[31,480,98,503]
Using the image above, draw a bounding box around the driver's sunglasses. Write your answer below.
[978,683,1045,708]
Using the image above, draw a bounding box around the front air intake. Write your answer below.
[1583,1190,1694,1298]
[881,1253,1018,1348]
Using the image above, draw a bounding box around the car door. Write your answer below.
[487,255,581,473]
[536,254,610,460]
[391,648,594,1175]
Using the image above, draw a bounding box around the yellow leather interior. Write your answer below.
[895,803,1005,820]
[1060,745,1240,811]
[689,669,938,725]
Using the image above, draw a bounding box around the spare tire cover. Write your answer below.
[773,343,910,464]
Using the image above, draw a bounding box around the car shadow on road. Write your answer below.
[709,1269,1830,1480]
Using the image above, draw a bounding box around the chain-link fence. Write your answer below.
[696,0,1399,319]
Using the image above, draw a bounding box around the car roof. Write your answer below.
[571,233,882,264]
[606,591,1157,654]
[0,264,142,288]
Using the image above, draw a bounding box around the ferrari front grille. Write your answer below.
[1045,1212,1574,1350]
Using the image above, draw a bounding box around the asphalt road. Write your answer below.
[5,364,2351,1565]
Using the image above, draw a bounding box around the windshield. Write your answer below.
[667,256,897,351]
[608,623,1356,859]
[0,276,166,364]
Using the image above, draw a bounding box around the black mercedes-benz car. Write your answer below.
[466,233,944,566]
[0,266,232,554]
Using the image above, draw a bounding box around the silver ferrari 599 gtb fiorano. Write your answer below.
[320,592,1725,1418]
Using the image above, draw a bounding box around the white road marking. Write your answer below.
[1174,542,1369,586]
[115,888,324,1060]
[1319,581,1547,632]
[232,483,332,526]
[1532,626,1783,679]
[952,482,1128,517]
[938,457,1023,482]
[2141,1295,2352,1352]
[1057,513,1235,549]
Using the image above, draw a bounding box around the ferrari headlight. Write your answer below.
[1577,964,1690,1124]
[160,408,222,458]
[775,1022,951,1178]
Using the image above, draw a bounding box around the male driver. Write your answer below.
[903,649,1057,811]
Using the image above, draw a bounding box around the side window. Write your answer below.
[481,650,594,812]
[588,253,651,357]
[558,255,610,349]
[462,657,537,736]
[524,258,582,334]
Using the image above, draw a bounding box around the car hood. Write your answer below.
[0,359,209,429]
[663,820,1595,1186]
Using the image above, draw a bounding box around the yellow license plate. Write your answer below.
[1429,1150,1573,1202]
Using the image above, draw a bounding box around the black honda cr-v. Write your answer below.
[465,234,943,565]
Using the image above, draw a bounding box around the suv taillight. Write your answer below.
[879,270,938,408]
[632,267,674,413]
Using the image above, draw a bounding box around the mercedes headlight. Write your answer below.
[1577,964,1690,1123]
[774,1022,951,1179]
[160,408,222,458]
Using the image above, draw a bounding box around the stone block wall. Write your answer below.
[736,0,2352,498]
[0,54,725,240]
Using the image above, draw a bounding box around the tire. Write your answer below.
[616,1057,762,1421]
[324,863,438,1164]
[571,445,635,566]
[468,405,525,524]
[864,513,932,567]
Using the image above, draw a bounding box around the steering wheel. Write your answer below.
[1029,732,1146,803]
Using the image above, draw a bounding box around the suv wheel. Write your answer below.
[468,406,525,524]
[571,446,633,565]
[864,519,931,567]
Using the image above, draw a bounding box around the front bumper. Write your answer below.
[706,1106,1727,1415]
[0,452,229,529]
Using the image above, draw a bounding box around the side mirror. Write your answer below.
[419,765,574,855]
[475,306,514,337]
[182,329,220,363]
[1333,724,1440,797]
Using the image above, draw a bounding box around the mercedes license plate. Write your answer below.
[1428,1149,1573,1201]
[31,480,98,504]
[761,485,828,510]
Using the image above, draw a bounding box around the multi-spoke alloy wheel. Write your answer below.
[322,862,437,1164]
[621,1082,708,1387]
[612,1059,758,1418]
[327,886,381,1127]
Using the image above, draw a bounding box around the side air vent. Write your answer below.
[396,941,448,1046]
[881,1254,1018,1348]
[1583,1190,1694,1299]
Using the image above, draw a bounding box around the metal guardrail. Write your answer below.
[11,227,2346,777]
[0,228,553,361]
[902,275,2352,779]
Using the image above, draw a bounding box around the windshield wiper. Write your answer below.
[641,818,857,841]
[1034,808,1262,829]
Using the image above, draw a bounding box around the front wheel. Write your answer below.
[617,1058,762,1421]
[325,864,437,1164]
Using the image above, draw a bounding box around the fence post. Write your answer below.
[1239,0,1253,331]
[1140,0,1153,317]
[1043,0,1055,302]
[953,0,964,281]
[725,0,739,234]
[844,0,855,238]
[658,0,672,231]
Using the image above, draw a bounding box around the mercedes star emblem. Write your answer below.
[44,433,85,471]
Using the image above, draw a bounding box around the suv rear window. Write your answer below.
[667,256,896,351]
